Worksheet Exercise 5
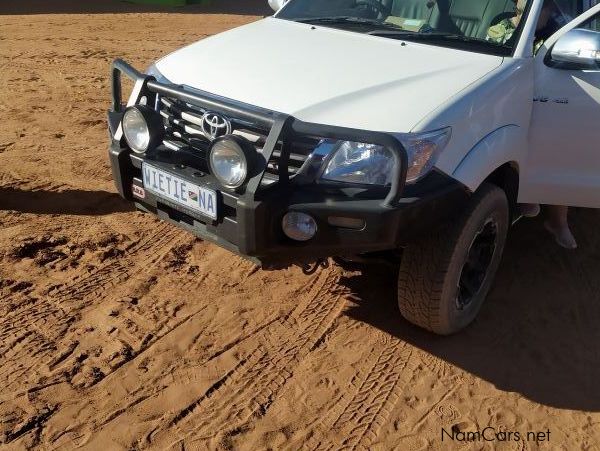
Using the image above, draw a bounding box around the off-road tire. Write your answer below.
[398,183,509,335]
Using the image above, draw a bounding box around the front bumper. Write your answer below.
[109,60,469,267]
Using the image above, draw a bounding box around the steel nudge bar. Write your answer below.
[111,59,145,112]
[110,59,408,206]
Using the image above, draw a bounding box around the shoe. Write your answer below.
[544,221,578,249]
[520,203,541,218]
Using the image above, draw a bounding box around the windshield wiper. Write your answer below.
[295,16,403,30]
[368,30,510,48]
[297,16,378,24]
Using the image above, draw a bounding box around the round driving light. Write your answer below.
[282,212,317,242]
[209,135,255,189]
[122,105,164,154]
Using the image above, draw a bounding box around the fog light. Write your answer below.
[282,212,317,242]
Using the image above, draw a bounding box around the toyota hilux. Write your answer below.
[108,0,600,334]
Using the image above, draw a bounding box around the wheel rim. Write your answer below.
[456,218,498,310]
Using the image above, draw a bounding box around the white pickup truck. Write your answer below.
[108,0,600,334]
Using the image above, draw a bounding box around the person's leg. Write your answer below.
[544,205,577,249]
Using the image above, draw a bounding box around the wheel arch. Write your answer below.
[449,125,525,192]
[448,124,525,221]
[482,162,520,222]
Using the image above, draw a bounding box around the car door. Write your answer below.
[520,3,600,207]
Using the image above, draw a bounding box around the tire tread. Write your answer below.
[398,183,508,335]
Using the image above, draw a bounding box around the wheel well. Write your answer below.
[483,162,520,221]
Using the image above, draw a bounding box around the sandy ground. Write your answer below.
[1,1,600,450]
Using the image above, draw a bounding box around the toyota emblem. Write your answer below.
[201,112,232,140]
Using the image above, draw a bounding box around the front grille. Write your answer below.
[157,96,319,185]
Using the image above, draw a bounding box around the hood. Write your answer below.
[156,18,502,133]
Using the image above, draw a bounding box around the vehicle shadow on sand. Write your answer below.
[0,187,134,216]
[0,0,271,16]
[342,207,600,412]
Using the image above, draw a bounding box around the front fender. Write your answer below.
[450,125,525,192]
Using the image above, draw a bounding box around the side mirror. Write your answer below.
[548,28,600,70]
[268,0,288,13]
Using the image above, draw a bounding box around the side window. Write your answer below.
[535,1,600,40]
[534,0,571,52]
[555,0,599,16]
[579,0,600,14]
[578,9,600,30]
[554,0,577,15]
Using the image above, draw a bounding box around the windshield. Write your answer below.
[277,0,533,55]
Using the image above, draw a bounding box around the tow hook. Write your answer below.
[301,258,330,275]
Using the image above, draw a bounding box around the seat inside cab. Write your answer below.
[384,0,436,19]
[445,0,513,38]
[383,0,516,39]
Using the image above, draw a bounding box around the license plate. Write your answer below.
[142,163,217,220]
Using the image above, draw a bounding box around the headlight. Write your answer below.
[122,105,164,154]
[319,128,451,186]
[322,141,395,186]
[395,127,451,183]
[209,135,255,189]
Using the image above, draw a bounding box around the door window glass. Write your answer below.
[556,0,599,15]
[578,8,600,30]
[534,0,571,52]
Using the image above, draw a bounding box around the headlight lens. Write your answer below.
[123,107,150,153]
[318,128,451,186]
[396,128,451,183]
[209,136,251,189]
[322,141,394,186]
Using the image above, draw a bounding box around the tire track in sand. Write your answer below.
[48,223,184,305]
[303,336,413,451]
[149,267,348,449]
[0,299,75,394]
[0,223,185,395]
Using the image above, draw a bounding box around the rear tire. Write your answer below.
[398,183,509,335]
